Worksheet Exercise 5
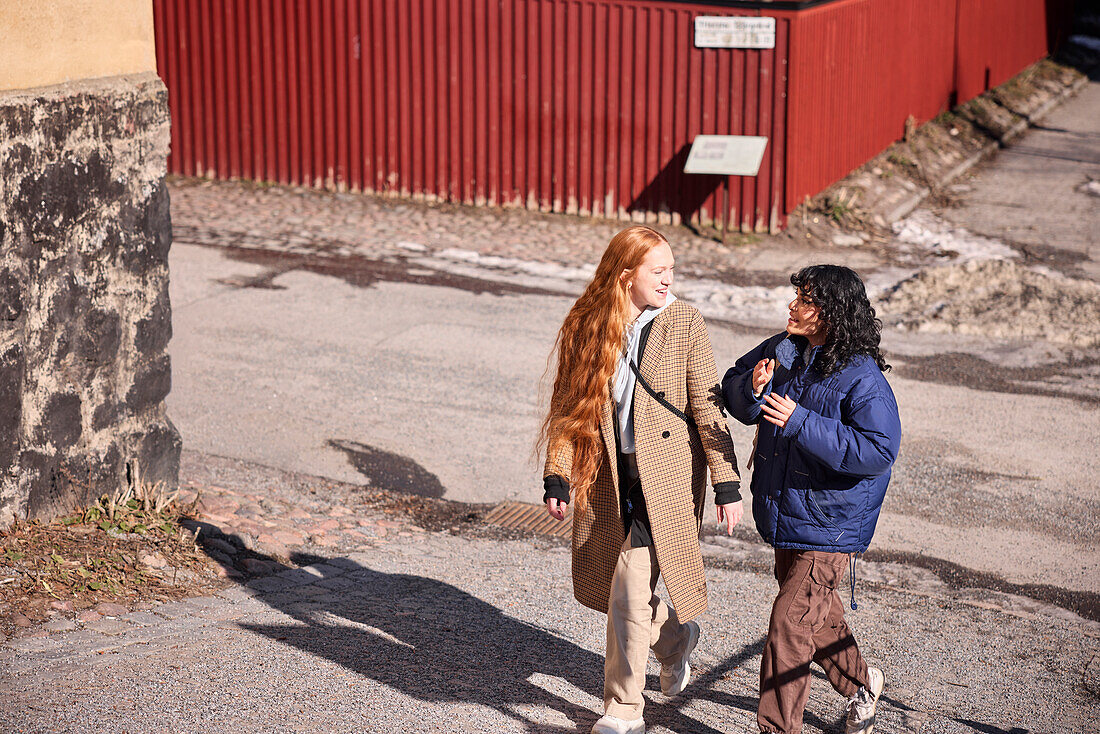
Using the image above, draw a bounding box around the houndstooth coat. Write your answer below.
[544,300,740,622]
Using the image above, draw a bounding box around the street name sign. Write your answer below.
[683,135,768,176]
[694,16,776,49]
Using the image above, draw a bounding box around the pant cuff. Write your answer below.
[605,701,643,721]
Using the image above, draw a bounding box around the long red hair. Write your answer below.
[538,225,668,515]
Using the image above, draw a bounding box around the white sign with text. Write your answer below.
[683,135,768,176]
[694,16,776,49]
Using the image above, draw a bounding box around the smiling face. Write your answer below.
[624,243,674,316]
[786,288,827,345]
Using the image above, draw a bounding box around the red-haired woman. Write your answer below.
[540,225,743,734]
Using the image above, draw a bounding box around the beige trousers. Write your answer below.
[604,535,692,720]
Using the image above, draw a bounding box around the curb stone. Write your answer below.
[121,611,166,626]
[153,600,209,620]
[81,618,133,635]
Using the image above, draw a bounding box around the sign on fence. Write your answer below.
[683,135,769,244]
[683,135,768,177]
[694,16,776,49]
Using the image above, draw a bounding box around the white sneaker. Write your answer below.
[845,666,885,734]
[660,620,700,696]
[591,714,645,734]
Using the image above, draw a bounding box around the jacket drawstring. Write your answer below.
[849,553,859,611]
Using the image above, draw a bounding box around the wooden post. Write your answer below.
[721,176,730,246]
[682,135,767,244]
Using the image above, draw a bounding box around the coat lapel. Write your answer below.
[599,394,619,494]
[634,311,670,421]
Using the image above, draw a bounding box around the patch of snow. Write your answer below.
[1079,180,1100,198]
[675,280,792,325]
[832,233,864,247]
[1068,34,1100,53]
[892,210,1018,263]
[409,246,793,326]
[433,248,596,282]
[880,258,1100,348]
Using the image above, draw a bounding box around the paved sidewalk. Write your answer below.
[938,77,1100,281]
[2,456,1097,733]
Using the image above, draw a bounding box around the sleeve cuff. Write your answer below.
[543,475,570,504]
[747,376,771,404]
[713,481,742,504]
[781,403,810,439]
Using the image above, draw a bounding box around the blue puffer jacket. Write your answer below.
[722,333,901,553]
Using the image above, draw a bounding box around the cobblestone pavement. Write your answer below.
[168,176,894,290]
[2,453,1097,733]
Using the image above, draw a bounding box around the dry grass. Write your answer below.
[0,471,226,635]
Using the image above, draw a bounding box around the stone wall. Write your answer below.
[0,72,180,527]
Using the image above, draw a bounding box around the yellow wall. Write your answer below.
[0,0,156,92]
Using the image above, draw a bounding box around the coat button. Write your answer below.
[662,430,670,438]
[657,391,665,398]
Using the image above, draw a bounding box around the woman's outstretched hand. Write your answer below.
[546,498,567,521]
[752,358,776,396]
[716,500,743,535]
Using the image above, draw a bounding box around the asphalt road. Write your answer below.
[166,81,1100,610]
[6,505,1096,734]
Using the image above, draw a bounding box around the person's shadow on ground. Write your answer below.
[217,546,769,733]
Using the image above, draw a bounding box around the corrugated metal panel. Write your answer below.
[778,0,1069,214]
[779,0,957,212]
[154,0,790,232]
[954,0,1073,102]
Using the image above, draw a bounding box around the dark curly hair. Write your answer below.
[791,265,890,375]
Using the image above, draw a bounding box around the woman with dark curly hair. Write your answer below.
[722,264,901,734]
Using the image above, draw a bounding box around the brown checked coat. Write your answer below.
[544,300,740,623]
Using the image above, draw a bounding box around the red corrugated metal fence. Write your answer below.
[954,0,1075,103]
[778,0,958,212]
[778,0,1071,213]
[154,0,1071,232]
[155,0,790,232]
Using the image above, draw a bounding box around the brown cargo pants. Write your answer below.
[758,549,869,734]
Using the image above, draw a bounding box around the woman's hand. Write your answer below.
[716,500,743,535]
[546,498,567,521]
[761,393,798,428]
[752,358,775,396]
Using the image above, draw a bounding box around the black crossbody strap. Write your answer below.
[628,359,696,427]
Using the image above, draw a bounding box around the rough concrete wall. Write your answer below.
[0,72,180,528]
